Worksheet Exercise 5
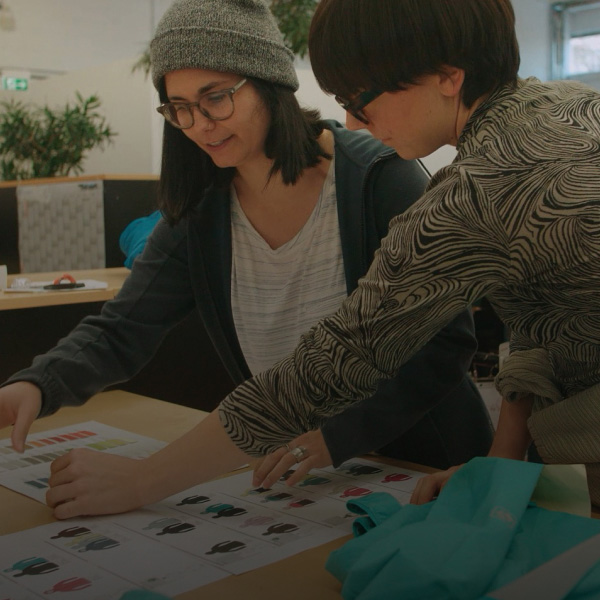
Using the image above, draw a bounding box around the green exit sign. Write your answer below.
[1,76,29,91]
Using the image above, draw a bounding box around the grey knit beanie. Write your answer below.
[150,0,299,91]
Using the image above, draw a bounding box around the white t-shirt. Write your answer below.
[231,160,347,375]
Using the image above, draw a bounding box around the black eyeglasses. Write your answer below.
[156,78,247,129]
[335,89,383,124]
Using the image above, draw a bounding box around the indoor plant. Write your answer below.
[0,92,116,181]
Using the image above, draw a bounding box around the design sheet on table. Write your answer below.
[0,421,426,599]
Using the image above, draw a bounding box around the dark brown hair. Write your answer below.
[309,0,520,108]
[157,78,330,225]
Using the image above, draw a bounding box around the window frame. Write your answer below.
[551,0,600,86]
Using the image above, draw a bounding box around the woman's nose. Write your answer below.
[190,106,215,131]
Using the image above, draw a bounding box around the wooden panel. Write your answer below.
[0,185,19,273]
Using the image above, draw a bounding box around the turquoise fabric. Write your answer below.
[347,492,404,536]
[119,210,162,269]
[327,457,600,600]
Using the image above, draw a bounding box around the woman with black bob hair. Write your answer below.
[156,75,329,225]
[0,0,492,516]
[302,0,600,506]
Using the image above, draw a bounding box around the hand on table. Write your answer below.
[0,381,42,452]
[410,464,463,505]
[253,429,333,489]
[47,448,148,519]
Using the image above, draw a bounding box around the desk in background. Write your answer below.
[0,268,235,412]
[1,267,129,311]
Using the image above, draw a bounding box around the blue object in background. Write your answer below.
[119,210,162,269]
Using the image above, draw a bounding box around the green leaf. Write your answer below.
[0,94,116,180]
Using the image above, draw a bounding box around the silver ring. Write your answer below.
[289,446,308,463]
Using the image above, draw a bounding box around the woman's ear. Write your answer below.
[438,66,465,99]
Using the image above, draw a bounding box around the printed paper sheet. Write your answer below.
[0,422,426,598]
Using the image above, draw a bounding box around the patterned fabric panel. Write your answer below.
[17,181,105,272]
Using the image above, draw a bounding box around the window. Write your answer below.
[551,0,600,88]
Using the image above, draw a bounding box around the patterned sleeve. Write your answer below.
[219,169,512,456]
[508,330,538,353]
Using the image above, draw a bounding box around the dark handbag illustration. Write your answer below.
[13,561,60,577]
[156,522,196,536]
[212,506,248,519]
[262,523,300,536]
[206,540,246,554]
[177,494,210,506]
[50,526,91,539]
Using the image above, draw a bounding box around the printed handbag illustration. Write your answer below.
[326,457,600,600]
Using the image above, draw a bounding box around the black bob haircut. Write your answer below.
[309,0,520,109]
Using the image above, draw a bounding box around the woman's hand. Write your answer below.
[410,464,463,505]
[253,429,333,489]
[46,448,150,519]
[0,381,42,451]
[46,409,250,519]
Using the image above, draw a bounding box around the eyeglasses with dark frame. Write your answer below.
[156,78,248,129]
[335,89,383,125]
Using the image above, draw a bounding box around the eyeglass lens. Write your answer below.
[158,79,247,129]
[335,89,382,125]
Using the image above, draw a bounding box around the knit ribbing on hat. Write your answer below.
[150,0,299,91]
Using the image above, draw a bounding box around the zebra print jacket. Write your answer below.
[220,77,600,456]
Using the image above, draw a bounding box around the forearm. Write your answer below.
[47,409,254,518]
[5,235,193,416]
[139,410,251,505]
[488,395,534,460]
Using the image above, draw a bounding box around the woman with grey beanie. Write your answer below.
[2,0,491,517]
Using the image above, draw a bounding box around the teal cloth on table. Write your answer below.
[327,457,600,600]
[119,210,162,269]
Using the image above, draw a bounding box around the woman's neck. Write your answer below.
[233,128,333,208]
[453,94,489,144]
[233,153,279,200]
[232,129,334,249]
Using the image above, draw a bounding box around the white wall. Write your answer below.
[0,0,557,178]
[1,58,157,176]
[0,0,169,75]
[515,0,554,81]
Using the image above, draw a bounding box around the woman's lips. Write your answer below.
[205,135,233,149]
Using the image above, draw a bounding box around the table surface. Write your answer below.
[0,390,438,600]
[0,267,129,310]
[1,390,597,599]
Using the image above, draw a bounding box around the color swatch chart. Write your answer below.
[0,421,166,503]
[1,423,427,598]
